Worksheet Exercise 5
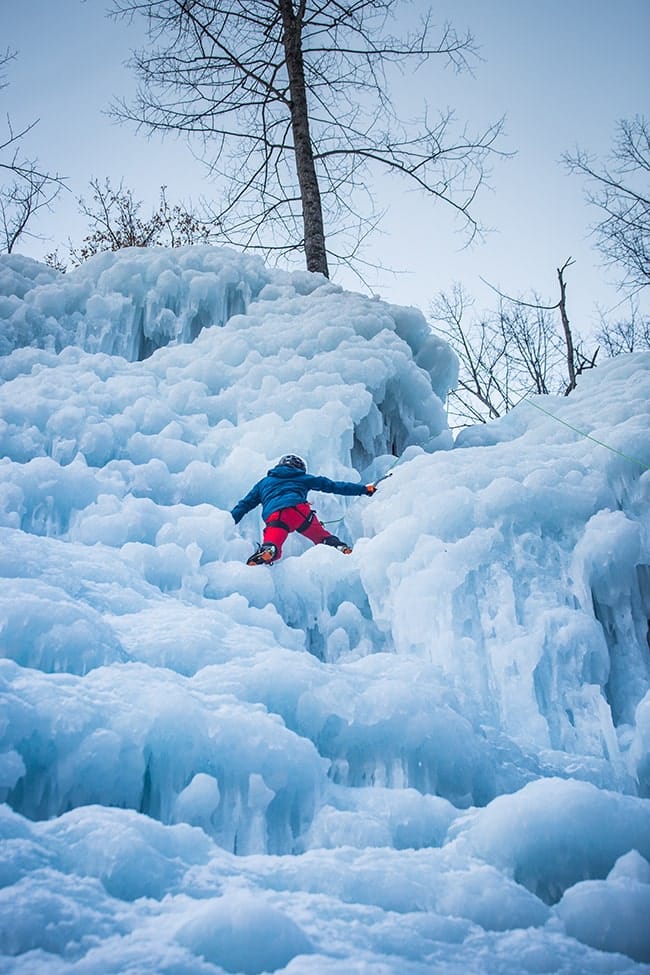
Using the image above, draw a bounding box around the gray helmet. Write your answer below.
[279,454,306,472]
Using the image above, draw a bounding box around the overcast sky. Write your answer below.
[2,0,648,337]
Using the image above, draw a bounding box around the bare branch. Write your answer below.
[0,51,66,252]
[108,0,505,277]
[433,259,598,429]
[64,177,212,267]
[565,116,650,293]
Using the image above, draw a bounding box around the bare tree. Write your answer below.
[432,261,598,428]
[565,116,650,294]
[46,177,212,269]
[431,285,513,426]
[597,296,650,356]
[498,301,561,396]
[0,49,64,253]
[110,0,504,278]
[483,259,598,395]
[431,287,562,428]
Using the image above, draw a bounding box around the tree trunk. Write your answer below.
[278,0,329,277]
[557,260,576,394]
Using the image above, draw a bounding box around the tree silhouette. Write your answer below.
[565,116,650,294]
[0,50,64,253]
[111,0,504,278]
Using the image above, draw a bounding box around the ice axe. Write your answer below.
[367,471,393,494]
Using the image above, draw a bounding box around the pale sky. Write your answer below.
[2,0,649,338]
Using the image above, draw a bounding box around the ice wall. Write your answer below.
[1,247,650,974]
[357,356,650,795]
[0,247,269,359]
[0,245,457,832]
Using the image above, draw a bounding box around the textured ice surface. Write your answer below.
[1,248,649,973]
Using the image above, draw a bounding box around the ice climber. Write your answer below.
[231,454,376,565]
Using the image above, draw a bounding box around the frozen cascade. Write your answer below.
[1,247,650,974]
[0,247,271,359]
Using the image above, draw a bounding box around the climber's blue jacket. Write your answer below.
[231,464,369,523]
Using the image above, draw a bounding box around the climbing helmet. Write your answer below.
[278,454,306,472]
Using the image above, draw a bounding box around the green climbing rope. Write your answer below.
[525,397,650,472]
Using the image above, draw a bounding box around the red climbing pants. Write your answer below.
[262,503,332,558]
